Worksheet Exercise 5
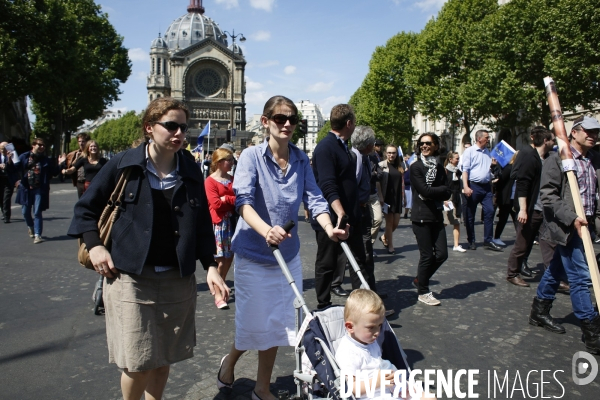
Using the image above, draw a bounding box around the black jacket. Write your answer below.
[511,145,543,216]
[410,159,451,223]
[496,164,515,206]
[67,143,216,277]
[311,132,359,228]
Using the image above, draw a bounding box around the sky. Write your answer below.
[95,0,448,120]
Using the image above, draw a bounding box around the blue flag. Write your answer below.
[406,153,416,166]
[199,120,211,138]
[191,143,202,153]
[491,140,516,168]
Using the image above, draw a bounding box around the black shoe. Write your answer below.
[529,297,566,334]
[331,286,350,297]
[469,242,477,250]
[521,262,533,278]
[484,241,503,252]
[581,315,600,354]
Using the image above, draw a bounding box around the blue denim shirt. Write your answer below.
[231,139,329,263]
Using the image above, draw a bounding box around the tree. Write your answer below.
[316,121,331,144]
[465,0,600,136]
[406,0,499,137]
[291,111,304,144]
[93,111,142,153]
[351,32,418,150]
[1,0,131,154]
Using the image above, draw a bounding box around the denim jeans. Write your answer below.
[465,181,494,244]
[21,187,43,236]
[537,234,597,321]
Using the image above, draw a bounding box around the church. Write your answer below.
[147,0,247,148]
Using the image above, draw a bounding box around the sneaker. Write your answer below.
[28,227,34,238]
[492,238,506,246]
[418,292,441,306]
[33,235,44,244]
[453,245,467,253]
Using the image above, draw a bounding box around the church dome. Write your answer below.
[163,1,228,51]
[228,43,243,55]
[151,34,168,49]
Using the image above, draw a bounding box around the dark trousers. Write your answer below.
[332,206,376,292]
[76,181,85,199]
[412,221,448,295]
[314,226,369,309]
[506,210,544,278]
[495,204,516,239]
[0,177,14,220]
[465,182,494,243]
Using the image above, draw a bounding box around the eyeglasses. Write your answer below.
[419,141,433,147]
[577,128,600,137]
[270,114,299,125]
[155,121,189,133]
[33,143,45,147]
[387,152,397,155]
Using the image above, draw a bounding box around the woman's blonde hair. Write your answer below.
[83,140,98,159]
[344,289,385,323]
[509,150,519,165]
[210,148,233,173]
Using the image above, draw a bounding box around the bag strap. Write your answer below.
[98,168,132,244]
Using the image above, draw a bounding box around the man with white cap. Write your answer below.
[528,115,600,354]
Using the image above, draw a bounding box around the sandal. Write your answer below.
[379,235,388,247]
[217,355,234,390]
[215,299,230,310]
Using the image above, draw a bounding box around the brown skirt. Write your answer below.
[104,266,196,372]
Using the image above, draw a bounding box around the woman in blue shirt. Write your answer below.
[216,95,347,400]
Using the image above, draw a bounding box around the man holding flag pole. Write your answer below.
[528,77,600,354]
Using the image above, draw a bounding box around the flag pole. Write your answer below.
[544,76,600,307]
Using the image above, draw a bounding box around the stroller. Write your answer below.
[271,219,411,400]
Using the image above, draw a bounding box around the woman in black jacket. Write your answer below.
[410,133,451,306]
[493,151,518,245]
[444,151,466,252]
[68,98,228,399]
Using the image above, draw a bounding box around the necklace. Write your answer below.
[269,142,289,172]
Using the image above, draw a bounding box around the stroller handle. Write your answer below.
[337,215,370,290]
[268,220,295,252]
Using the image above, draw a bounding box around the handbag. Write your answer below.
[78,168,131,269]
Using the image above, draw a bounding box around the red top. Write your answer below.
[204,175,235,224]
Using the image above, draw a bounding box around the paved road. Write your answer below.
[1,179,599,399]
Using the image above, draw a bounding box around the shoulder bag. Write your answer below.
[78,168,131,269]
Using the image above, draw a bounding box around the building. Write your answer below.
[294,100,325,156]
[147,0,247,149]
[76,110,125,135]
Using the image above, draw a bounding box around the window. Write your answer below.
[157,58,161,75]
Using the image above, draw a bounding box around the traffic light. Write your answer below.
[299,119,308,137]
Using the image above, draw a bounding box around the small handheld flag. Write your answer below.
[199,120,211,138]
[490,140,516,168]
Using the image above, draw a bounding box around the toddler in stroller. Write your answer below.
[335,289,435,400]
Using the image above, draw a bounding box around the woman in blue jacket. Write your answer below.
[67,97,228,400]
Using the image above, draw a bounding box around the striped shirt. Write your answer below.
[146,147,180,271]
[571,146,597,216]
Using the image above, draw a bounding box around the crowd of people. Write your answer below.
[1,98,599,399]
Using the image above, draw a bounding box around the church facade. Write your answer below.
[147,0,246,145]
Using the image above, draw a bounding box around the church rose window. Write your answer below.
[194,68,222,97]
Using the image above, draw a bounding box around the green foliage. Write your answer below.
[351,32,418,151]
[316,121,331,144]
[93,111,142,153]
[69,136,79,152]
[1,0,131,153]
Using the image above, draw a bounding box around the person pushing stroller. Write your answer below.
[336,289,435,400]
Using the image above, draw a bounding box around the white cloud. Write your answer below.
[413,0,446,11]
[128,48,149,62]
[134,71,147,80]
[245,77,263,90]
[245,91,271,110]
[249,0,276,12]
[215,0,239,9]
[284,66,296,75]
[307,82,334,93]
[255,60,279,68]
[250,30,271,42]
[319,95,348,117]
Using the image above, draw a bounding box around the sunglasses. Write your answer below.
[155,121,189,133]
[419,141,433,147]
[33,143,45,146]
[270,114,299,125]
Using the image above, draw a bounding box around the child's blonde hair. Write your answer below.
[344,289,385,322]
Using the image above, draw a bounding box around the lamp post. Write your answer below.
[222,29,245,132]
